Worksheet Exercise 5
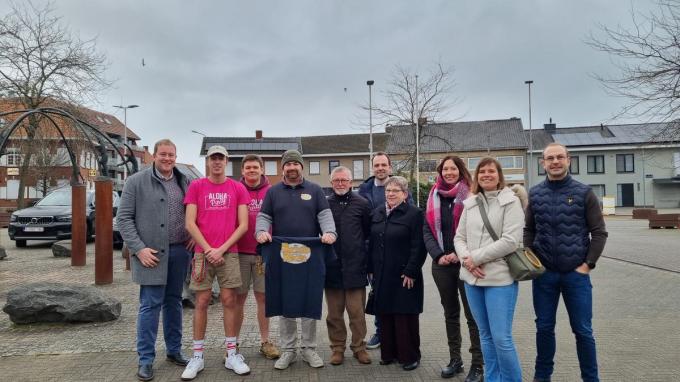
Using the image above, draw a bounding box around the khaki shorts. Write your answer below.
[190,252,242,291]
[237,254,265,294]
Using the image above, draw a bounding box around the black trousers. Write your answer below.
[378,313,420,364]
[432,262,483,366]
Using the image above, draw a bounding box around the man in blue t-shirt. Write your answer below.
[256,149,337,370]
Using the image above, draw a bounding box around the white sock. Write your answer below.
[192,339,205,358]
[226,336,237,357]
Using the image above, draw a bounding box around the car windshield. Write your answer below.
[35,189,95,206]
[36,191,72,206]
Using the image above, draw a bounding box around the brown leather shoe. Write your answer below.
[330,351,344,365]
[353,350,372,364]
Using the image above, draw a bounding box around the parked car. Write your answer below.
[8,187,120,247]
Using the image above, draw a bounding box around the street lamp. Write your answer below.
[191,129,207,137]
[113,104,139,181]
[367,80,374,160]
[524,80,533,187]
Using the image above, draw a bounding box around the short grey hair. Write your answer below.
[330,165,352,180]
[384,176,408,192]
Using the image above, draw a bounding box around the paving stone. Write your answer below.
[0,219,679,381]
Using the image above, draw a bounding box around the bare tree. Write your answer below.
[0,1,110,207]
[587,0,680,139]
[362,62,461,181]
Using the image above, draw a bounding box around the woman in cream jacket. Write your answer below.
[453,157,524,382]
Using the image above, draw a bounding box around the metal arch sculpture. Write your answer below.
[0,107,137,183]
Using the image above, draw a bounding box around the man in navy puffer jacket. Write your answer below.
[524,143,608,382]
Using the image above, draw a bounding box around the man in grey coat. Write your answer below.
[117,139,193,381]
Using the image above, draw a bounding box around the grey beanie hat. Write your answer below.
[281,149,303,167]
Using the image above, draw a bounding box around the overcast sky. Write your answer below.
[1,0,659,172]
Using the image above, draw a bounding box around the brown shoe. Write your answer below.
[353,350,372,364]
[330,351,344,365]
[260,340,281,360]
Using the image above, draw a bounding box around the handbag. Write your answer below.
[476,195,545,281]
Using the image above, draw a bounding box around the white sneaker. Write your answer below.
[301,348,324,368]
[225,353,251,375]
[181,356,204,380]
[274,351,297,370]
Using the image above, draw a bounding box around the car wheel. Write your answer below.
[86,224,94,243]
[15,239,27,248]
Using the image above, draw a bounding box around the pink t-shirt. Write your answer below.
[183,177,249,254]
[237,183,271,255]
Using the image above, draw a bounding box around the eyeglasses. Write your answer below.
[385,188,404,194]
[331,179,351,184]
[543,155,568,162]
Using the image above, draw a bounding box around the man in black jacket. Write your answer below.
[325,166,372,366]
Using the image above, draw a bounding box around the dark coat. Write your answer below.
[368,202,427,315]
[325,191,371,289]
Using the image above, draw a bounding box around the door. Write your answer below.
[617,183,634,207]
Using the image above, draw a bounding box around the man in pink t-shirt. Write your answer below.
[181,145,250,379]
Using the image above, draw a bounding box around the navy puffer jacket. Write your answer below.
[528,175,591,272]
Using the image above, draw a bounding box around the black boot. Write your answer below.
[465,364,484,382]
[441,358,463,378]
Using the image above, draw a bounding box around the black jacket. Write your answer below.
[422,195,457,264]
[368,202,427,315]
[325,191,371,289]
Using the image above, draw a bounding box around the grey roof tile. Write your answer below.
[386,118,527,153]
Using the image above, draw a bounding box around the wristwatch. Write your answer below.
[586,261,596,270]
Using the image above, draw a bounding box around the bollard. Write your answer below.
[71,183,87,266]
[95,178,113,285]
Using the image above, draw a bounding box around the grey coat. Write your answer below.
[116,165,190,285]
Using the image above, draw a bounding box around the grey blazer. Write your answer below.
[116,165,190,285]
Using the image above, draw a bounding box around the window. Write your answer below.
[587,155,605,174]
[467,157,480,170]
[569,156,579,174]
[226,161,233,177]
[590,184,605,207]
[7,148,21,166]
[265,161,277,176]
[418,159,437,172]
[309,161,320,175]
[329,160,340,174]
[392,159,409,173]
[496,156,524,169]
[537,157,546,176]
[616,154,634,173]
[353,160,364,180]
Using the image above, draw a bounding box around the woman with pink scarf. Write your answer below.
[423,155,483,382]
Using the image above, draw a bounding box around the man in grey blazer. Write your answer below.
[117,139,194,381]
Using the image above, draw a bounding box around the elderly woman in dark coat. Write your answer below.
[367,176,427,371]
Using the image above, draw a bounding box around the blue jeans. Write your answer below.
[533,270,598,382]
[464,282,521,382]
[137,244,190,365]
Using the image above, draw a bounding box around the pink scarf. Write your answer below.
[425,176,469,251]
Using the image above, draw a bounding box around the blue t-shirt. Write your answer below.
[261,236,335,320]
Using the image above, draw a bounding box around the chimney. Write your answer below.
[255,130,263,140]
[544,117,556,132]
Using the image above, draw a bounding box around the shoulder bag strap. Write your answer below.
[476,195,500,241]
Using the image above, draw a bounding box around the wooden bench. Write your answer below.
[633,208,658,219]
[648,213,680,229]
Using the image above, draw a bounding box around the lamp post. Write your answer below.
[113,104,139,181]
[415,74,420,207]
[367,80,374,161]
[524,80,533,187]
[191,129,207,137]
